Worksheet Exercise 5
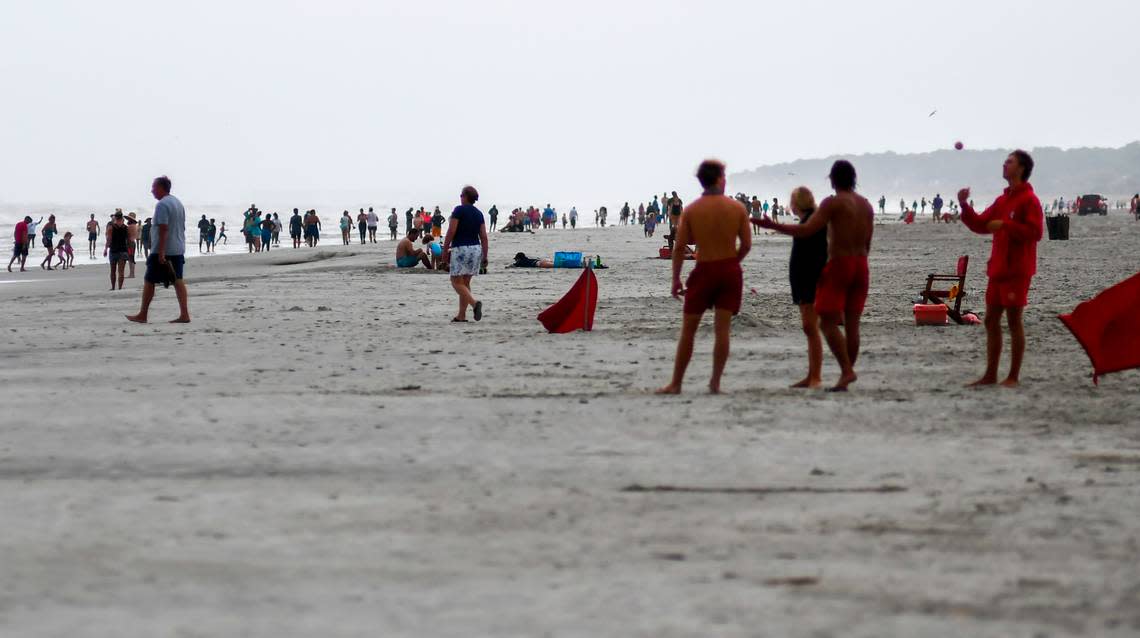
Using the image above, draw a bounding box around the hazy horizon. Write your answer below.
[3,0,1139,209]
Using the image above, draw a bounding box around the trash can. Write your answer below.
[1046,215,1069,241]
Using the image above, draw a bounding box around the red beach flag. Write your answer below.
[1058,272,1140,384]
[538,268,599,333]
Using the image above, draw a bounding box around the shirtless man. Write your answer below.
[86,214,99,259]
[657,159,752,395]
[958,150,1043,388]
[395,228,431,269]
[759,160,873,391]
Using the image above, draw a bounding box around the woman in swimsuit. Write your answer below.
[787,187,828,389]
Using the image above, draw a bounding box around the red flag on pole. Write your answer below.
[537,268,598,333]
[1058,271,1140,384]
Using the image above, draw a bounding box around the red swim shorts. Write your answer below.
[985,276,1030,308]
[683,258,743,316]
[813,255,870,316]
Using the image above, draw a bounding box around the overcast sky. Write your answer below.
[2,0,1138,209]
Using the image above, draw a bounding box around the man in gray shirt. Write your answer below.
[127,175,190,323]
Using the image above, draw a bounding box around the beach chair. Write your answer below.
[919,255,969,324]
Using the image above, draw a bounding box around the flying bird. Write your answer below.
[928,109,938,117]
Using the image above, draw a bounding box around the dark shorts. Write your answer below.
[12,242,28,257]
[790,262,826,305]
[290,229,301,239]
[986,276,1030,308]
[683,258,743,316]
[814,255,870,316]
[144,254,185,284]
[88,232,97,242]
[108,251,128,264]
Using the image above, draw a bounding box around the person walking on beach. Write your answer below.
[217,221,227,245]
[784,187,829,388]
[104,211,130,290]
[8,216,31,272]
[388,208,399,240]
[878,195,886,216]
[657,160,752,395]
[86,214,99,259]
[39,215,58,270]
[339,211,351,245]
[260,213,274,252]
[759,160,874,391]
[197,215,210,252]
[357,208,368,245]
[272,213,282,246]
[289,209,303,248]
[141,218,153,257]
[206,219,217,253]
[127,176,190,324]
[126,213,140,278]
[488,204,498,232]
[367,207,379,243]
[958,150,1043,388]
[441,185,488,323]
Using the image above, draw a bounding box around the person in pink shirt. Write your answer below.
[7,216,31,272]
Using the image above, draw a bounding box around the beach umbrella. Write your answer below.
[538,268,598,333]
[1058,272,1140,384]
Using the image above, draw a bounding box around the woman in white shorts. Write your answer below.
[442,185,489,323]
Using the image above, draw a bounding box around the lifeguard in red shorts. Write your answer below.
[958,150,1043,387]
[657,159,752,395]
[760,160,875,391]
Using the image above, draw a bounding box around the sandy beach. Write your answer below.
[1,214,1138,637]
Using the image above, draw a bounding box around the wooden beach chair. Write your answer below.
[920,255,969,324]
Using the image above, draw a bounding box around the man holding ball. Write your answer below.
[958,150,1043,387]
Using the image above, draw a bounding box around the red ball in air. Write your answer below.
[954,141,964,151]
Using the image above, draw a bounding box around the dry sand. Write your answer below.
[1,213,1138,637]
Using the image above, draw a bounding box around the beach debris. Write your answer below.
[651,552,686,562]
[763,576,819,587]
[286,306,304,312]
[316,306,332,312]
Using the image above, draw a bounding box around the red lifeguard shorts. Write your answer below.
[813,255,870,316]
[985,276,1030,308]
[683,258,743,316]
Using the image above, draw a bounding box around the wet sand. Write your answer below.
[1,214,1138,637]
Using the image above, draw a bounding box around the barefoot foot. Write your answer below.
[999,378,1020,388]
[791,377,823,389]
[655,383,681,395]
[125,314,147,323]
[966,376,998,387]
[829,371,858,392]
[169,316,191,324]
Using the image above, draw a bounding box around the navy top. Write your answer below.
[450,204,485,247]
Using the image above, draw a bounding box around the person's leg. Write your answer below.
[709,308,733,394]
[819,312,856,391]
[108,259,116,289]
[844,307,861,368]
[127,252,135,278]
[657,312,702,394]
[451,276,475,320]
[117,260,126,289]
[1003,306,1025,387]
[126,282,156,322]
[969,303,1004,386]
[793,304,823,388]
[171,280,191,323]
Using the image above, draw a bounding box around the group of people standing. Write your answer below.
[657,150,1043,394]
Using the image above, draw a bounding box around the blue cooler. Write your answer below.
[553,251,583,268]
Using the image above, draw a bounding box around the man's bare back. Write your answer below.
[676,195,750,263]
[818,191,874,259]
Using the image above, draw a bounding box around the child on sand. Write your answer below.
[786,187,828,388]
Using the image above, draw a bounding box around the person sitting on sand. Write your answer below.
[657,159,752,395]
[396,229,431,268]
[759,160,874,392]
[423,234,444,270]
[785,187,828,389]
